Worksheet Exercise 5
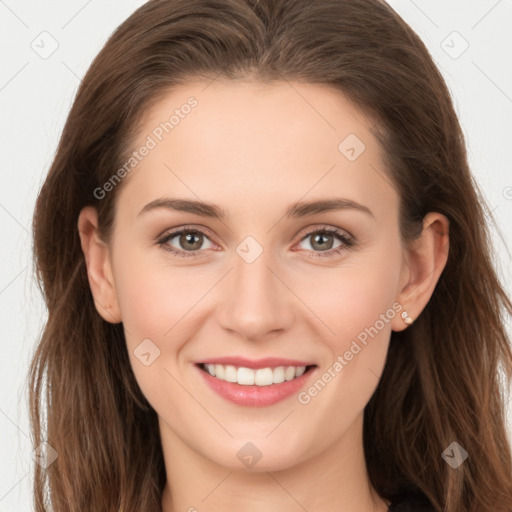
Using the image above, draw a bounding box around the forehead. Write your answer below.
[137,79,374,160]
[115,80,397,224]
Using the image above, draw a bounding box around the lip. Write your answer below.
[196,356,315,369]
[194,362,318,407]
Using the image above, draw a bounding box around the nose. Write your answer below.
[217,246,295,342]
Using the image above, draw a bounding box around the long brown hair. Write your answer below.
[29,0,512,510]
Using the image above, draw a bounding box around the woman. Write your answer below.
[29,0,512,511]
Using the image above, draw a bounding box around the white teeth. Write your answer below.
[284,366,296,381]
[237,367,255,385]
[203,364,308,386]
[254,368,274,386]
[224,365,237,382]
[272,366,285,384]
[214,364,225,380]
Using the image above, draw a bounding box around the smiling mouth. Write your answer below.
[197,363,317,386]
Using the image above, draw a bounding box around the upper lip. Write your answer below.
[196,356,316,370]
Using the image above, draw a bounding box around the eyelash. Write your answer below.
[156,225,356,259]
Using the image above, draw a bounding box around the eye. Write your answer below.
[156,225,356,259]
[295,226,356,258]
[157,227,215,257]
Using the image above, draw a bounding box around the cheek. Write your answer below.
[114,240,401,351]
[304,260,400,351]
[112,243,198,336]
[111,252,193,407]
[111,250,211,368]
[115,266,170,340]
[294,264,400,427]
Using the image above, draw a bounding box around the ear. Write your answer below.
[392,212,449,332]
[77,206,122,324]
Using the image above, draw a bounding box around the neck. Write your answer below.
[160,412,390,512]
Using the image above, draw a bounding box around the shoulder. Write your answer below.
[387,490,435,512]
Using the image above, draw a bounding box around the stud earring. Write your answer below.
[401,310,413,325]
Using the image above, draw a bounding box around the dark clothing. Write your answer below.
[388,490,435,511]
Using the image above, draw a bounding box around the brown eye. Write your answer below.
[157,228,214,257]
[177,232,204,251]
[308,232,336,251]
[296,227,355,259]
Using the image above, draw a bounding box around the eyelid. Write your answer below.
[295,224,353,242]
[155,223,216,241]
[157,223,353,243]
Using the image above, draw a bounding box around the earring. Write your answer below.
[401,311,413,325]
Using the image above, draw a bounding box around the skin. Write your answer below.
[78,80,449,512]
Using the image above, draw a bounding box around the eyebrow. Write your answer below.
[137,197,374,220]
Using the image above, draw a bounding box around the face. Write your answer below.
[89,80,414,471]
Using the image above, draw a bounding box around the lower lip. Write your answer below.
[196,365,316,407]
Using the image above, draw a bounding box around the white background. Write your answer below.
[1,1,511,510]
